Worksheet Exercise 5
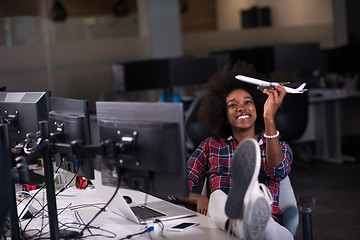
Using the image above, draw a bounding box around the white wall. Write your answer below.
[183,24,334,56]
[217,0,333,30]
[0,37,152,110]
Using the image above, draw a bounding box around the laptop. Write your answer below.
[92,170,196,224]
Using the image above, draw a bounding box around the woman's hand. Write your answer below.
[262,85,286,121]
[195,195,209,215]
[178,192,209,215]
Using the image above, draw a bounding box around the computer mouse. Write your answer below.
[123,195,132,204]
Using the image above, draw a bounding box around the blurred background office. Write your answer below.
[1,0,360,239]
[2,0,358,109]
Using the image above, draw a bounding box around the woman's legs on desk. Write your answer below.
[208,190,292,240]
[207,139,293,240]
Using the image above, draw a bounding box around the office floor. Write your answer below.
[290,140,360,240]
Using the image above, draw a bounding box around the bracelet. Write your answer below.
[263,130,279,139]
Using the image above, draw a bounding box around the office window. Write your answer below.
[0,0,139,46]
[0,17,42,47]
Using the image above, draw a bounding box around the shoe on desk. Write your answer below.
[225,138,272,240]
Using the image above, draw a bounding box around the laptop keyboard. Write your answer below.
[130,205,166,220]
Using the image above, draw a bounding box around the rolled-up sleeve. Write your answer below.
[262,141,293,181]
[187,141,209,192]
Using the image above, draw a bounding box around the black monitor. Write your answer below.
[241,6,271,28]
[49,97,94,180]
[0,124,11,233]
[210,42,321,75]
[111,57,217,92]
[96,101,188,199]
[325,43,360,76]
[0,92,50,148]
[273,43,321,73]
[169,57,218,87]
[112,59,171,92]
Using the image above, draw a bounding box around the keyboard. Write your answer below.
[130,205,166,220]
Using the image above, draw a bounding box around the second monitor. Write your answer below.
[49,96,94,180]
[96,101,188,199]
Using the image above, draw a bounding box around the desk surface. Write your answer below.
[309,88,360,102]
[294,88,360,163]
[20,186,237,240]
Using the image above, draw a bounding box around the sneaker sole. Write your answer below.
[225,138,260,219]
[244,196,271,240]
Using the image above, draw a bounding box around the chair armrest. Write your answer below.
[279,176,299,236]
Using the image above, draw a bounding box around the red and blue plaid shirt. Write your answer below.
[187,136,293,223]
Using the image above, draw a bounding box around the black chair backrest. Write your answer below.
[185,95,213,149]
[275,91,309,141]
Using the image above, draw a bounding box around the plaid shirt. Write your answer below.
[187,136,293,223]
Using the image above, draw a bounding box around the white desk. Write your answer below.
[19,186,237,240]
[295,89,360,164]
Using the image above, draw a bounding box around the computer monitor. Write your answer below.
[210,42,321,75]
[0,124,11,233]
[0,92,50,148]
[111,57,218,92]
[112,59,171,92]
[48,97,94,180]
[96,101,188,199]
[169,57,218,87]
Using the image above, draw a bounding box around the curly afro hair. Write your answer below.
[197,59,268,138]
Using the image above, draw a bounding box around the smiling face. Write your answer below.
[225,89,257,133]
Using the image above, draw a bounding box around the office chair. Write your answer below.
[184,93,314,239]
[279,175,299,236]
[275,90,315,240]
[275,91,312,169]
[274,90,308,139]
[184,93,213,153]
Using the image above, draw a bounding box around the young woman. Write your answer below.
[181,60,294,239]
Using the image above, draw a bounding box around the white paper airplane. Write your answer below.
[235,75,307,94]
